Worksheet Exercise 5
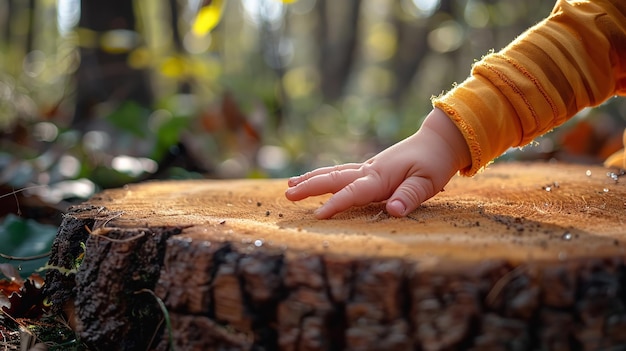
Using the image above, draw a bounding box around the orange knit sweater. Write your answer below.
[433,0,626,175]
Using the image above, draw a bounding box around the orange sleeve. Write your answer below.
[433,0,626,176]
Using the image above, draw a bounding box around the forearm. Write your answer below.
[434,0,626,175]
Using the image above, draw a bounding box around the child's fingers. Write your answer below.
[313,173,385,219]
[285,167,364,201]
[287,163,363,187]
[386,176,437,217]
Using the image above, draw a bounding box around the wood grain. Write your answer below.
[44,162,626,350]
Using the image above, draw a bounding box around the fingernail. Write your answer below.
[313,207,327,219]
[288,176,300,186]
[388,200,406,216]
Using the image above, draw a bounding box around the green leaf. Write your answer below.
[89,165,138,189]
[152,115,190,160]
[106,101,151,138]
[0,214,57,278]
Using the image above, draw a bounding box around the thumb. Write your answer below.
[386,176,439,217]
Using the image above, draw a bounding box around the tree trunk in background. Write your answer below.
[389,15,429,104]
[1,0,10,44]
[73,0,152,129]
[389,0,460,105]
[167,0,192,95]
[25,0,35,53]
[316,0,362,101]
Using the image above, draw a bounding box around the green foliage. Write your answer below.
[0,214,57,278]
[154,116,191,161]
[106,101,151,138]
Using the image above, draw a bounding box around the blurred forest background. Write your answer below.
[1,0,626,226]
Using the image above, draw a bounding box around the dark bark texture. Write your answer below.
[45,163,626,350]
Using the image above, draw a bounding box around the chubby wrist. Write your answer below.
[420,108,472,172]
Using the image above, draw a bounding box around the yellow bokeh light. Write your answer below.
[160,56,186,78]
[283,66,318,99]
[365,22,397,62]
[428,20,464,53]
[192,0,224,37]
[127,47,152,69]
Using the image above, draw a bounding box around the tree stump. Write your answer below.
[44,162,626,351]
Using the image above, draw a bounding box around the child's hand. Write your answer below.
[285,108,471,219]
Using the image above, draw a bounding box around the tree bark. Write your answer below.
[72,0,152,129]
[45,162,626,350]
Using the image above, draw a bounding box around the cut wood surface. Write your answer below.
[83,162,624,262]
[44,162,626,350]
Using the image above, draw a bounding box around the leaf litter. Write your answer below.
[0,190,87,350]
